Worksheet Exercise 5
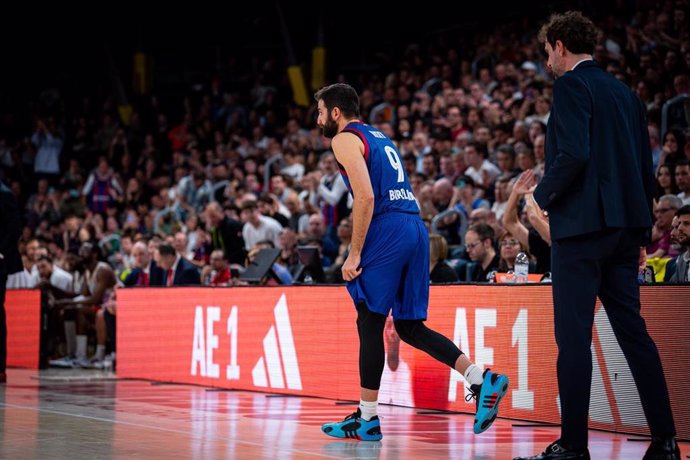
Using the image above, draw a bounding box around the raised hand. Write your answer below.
[512,170,538,196]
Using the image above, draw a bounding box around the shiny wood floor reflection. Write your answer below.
[1,369,687,459]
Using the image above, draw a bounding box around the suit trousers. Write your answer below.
[0,262,7,372]
[550,227,676,449]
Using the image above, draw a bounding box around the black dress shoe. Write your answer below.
[643,437,681,460]
[514,440,590,460]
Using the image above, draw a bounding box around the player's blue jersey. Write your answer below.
[338,122,419,217]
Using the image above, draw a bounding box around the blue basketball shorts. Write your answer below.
[346,212,429,320]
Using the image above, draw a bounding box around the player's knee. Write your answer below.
[393,319,421,345]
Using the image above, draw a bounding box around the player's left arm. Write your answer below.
[331,132,374,281]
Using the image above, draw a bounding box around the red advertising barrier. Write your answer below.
[5,289,41,369]
[117,285,690,439]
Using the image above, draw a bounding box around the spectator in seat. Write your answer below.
[258,193,289,228]
[655,164,679,200]
[120,241,152,287]
[491,174,513,221]
[173,231,193,260]
[302,212,339,266]
[647,194,682,259]
[666,205,690,282]
[82,156,122,215]
[240,200,283,250]
[464,223,500,282]
[429,233,459,283]
[464,141,500,191]
[157,243,200,286]
[497,232,533,273]
[201,249,233,286]
[502,170,551,274]
[675,159,690,205]
[204,201,246,265]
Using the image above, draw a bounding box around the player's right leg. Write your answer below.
[322,302,386,441]
[392,319,509,434]
[394,216,509,434]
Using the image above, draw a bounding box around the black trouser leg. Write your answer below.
[0,267,7,373]
[104,309,116,354]
[599,229,676,438]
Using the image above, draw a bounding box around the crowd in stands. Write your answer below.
[1,2,689,368]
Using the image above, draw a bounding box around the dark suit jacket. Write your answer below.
[666,252,688,282]
[173,258,201,286]
[210,217,246,265]
[534,61,654,242]
[147,260,166,287]
[0,180,22,274]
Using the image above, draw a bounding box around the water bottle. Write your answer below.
[514,252,529,283]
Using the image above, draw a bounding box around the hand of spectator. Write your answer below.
[512,170,537,196]
[451,186,463,204]
[441,212,458,226]
[638,247,646,273]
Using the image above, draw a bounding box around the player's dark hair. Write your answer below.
[314,83,361,119]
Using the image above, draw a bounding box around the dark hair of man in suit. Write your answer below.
[158,243,176,258]
[538,11,599,54]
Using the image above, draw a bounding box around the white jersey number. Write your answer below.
[384,145,405,183]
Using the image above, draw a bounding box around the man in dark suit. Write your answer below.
[0,179,23,383]
[157,243,200,286]
[204,202,246,265]
[516,12,679,460]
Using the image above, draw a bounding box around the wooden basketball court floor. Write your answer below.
[1,369,687,459]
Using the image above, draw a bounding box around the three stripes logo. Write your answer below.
[252,294,303,390]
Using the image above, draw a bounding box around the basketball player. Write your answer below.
[316,83,509,441]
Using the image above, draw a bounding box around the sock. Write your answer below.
[95,345,106,361]
[76,335,88,359]
[463,364,484,386]
[359,399,378,421]
[64,321,77,356]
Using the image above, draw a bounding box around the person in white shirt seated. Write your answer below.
[240,200,283,250]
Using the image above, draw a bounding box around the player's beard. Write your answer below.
[321,115,339,139]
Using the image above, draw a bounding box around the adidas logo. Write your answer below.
[252,294,302,390]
